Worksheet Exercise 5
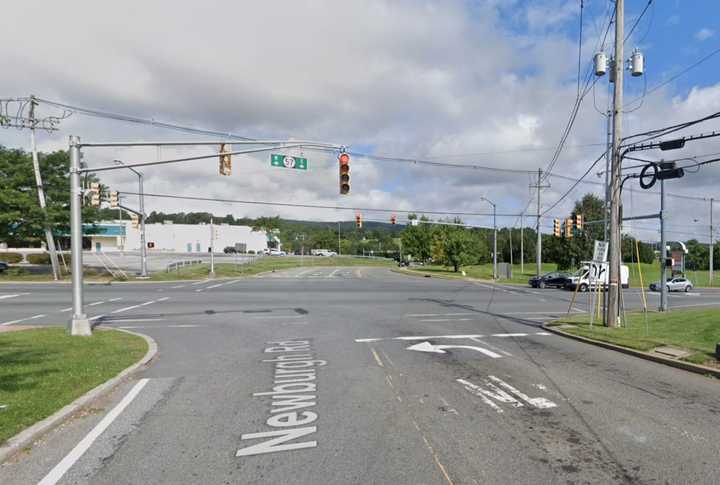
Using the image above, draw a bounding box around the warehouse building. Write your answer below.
[84,221,278,254]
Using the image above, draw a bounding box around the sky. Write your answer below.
[2,0,720,244]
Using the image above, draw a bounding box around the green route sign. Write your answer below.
[270,154,308,170]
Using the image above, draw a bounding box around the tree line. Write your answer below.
[2,146,716,272]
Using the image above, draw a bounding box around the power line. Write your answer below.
[625,46,720,106]
[623,0,653,43]
[34,97,256,141]
[120,191,526,218]
[542,151,606,215]
[310,147,536,174]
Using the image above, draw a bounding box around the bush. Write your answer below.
[247,250,255,254]
[27,253,51,264]
[0,252,22,263]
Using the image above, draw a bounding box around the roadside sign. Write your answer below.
[593,240,608,262]
[270,154,308,170]
[588,261,607,283]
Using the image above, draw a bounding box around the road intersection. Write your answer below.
[1,268,720,484]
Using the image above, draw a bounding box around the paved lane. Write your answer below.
[1,269,719,484]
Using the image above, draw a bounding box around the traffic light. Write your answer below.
[131,213,139,229]
[565,218,573,238]
[575,213,583,231]
[553,219,561,237]
[109,191,119,208]
[219,143,232,176]
[90,182,101,207]
[390,214,397,225]
[147,241,155,249]
[355,213,362,229]
[339,153,350,195]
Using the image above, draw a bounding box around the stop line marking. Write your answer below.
[354,332,552,343]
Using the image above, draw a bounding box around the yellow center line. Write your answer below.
[370,346,384,367]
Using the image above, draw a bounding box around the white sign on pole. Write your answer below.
[593,240,609,262]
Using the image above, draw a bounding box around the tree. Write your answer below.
[251,216,281,233]
[401,215,434,262]
[432,219,484,272]
[0,147,101,247]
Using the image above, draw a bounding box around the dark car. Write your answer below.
[0,261,8,273]
[529,271,570,289]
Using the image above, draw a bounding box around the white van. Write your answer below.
[566,262,629,292]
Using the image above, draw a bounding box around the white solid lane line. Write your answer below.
[88,301,105,306]
[38,379,150,485]
[0,314,47,326]
[60,307,73,312]
[108,297,123,302]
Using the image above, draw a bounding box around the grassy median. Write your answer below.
[552,308,720,366]
[401,263,557,284]
[148,256,394,281]
[0,327,147,445]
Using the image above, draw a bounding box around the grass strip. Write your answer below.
[553,308,720,366]
[0,327,147,444]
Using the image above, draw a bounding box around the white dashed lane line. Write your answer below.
[111,297,169,314]
[0,293,31,300]
[1,314,47,326]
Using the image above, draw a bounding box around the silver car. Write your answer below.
[650,277,693,292]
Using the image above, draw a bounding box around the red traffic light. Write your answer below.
[339,153,350,195]
[390,215,397,225]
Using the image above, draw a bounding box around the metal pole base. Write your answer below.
[69,316,92,336]
[208,271,216,279]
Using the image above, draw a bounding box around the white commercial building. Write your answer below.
[86,221,278,254]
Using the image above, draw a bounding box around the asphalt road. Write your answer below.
[1,268,720,484]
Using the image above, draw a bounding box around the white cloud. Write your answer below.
[695,28,715,41]
[1,0,718,242]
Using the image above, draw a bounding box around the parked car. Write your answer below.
[650,277,693,292]
[0,261,8,273]
[269,249,287,256]
[528,272,571,289]
[223,246,237,254]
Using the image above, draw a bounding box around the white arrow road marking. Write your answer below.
[457,376,557,414]
[406,341,502,358]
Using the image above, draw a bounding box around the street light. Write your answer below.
[480,196,497,280]
[114,160,147,277]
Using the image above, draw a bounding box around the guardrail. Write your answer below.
[166,259,205,273]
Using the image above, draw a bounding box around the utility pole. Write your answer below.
[659,179,668,312]
[710,198,714,286]
[29,97,61,281]
[604,109,612,241]
[69,136,91,336]
[114,160,147,277]
[520,213,524,274]
[530,169,550,277]
[607,0,624,327]
[493,204,497,279]
[209,217,216,278]
[338,221,341,255]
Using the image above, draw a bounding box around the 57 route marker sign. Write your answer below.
[270,154,308,170]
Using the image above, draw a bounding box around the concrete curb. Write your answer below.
[0,328,158,464]
[542,323,720,379]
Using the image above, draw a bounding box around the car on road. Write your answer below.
[0,261,8,273]
[269,249,287,256]
[528,272,570,289]
[650,276,693,292]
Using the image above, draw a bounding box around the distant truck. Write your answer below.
[565,262,629,292]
